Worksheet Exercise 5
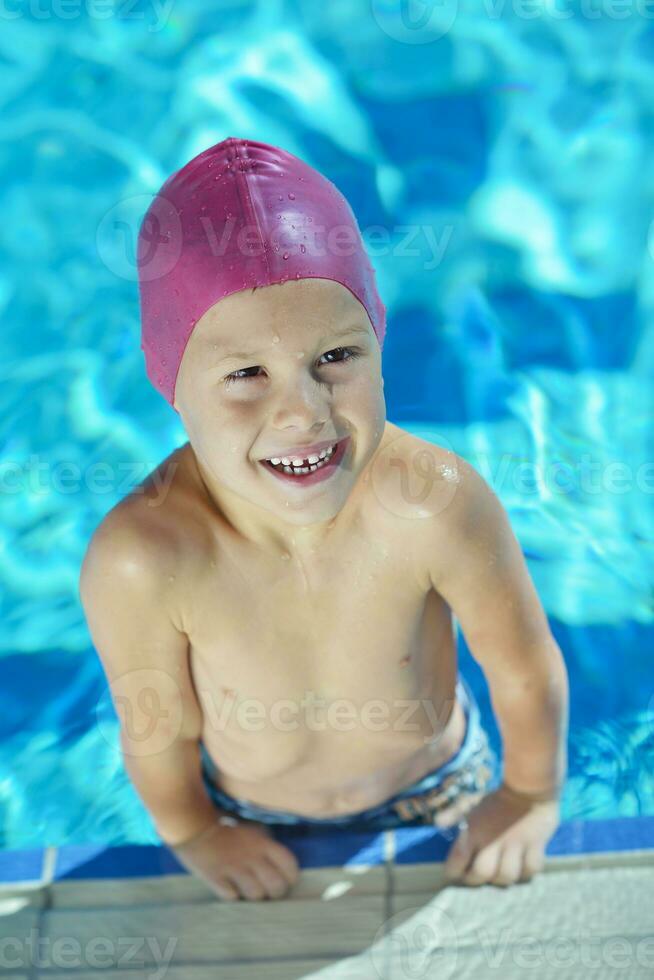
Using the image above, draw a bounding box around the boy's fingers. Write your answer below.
[492,845,523,887]
[213,878,239,901]
[432,805,458,827]
[443,825,474,880]
[520,843,545,881]
[267,842,301,883]
[255,858,291,898]
[230,868,266,901]
[433,792,483,827]
[462,844,501,886]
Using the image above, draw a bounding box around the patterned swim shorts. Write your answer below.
[199,674,500,832]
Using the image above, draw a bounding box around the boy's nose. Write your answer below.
[270,375,330,431]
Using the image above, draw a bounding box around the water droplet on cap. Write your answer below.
[288,193,295,200]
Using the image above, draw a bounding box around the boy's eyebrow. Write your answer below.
[210,323,370,361]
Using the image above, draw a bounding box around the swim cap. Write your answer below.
[137,136,386,409]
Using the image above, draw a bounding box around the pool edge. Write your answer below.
[1,814,652,889]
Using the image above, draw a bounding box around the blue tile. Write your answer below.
[272,826,387,869]
[49,832,387,880]
[394,816,654,866]
[556,816,654,855]
[0,847,44,883]
[546,819,587,855]
[9,816,652,886]
[545,817,654,856]
[54,844,186,880]
[395,826,459,864]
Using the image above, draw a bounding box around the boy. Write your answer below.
[80,137,568,902]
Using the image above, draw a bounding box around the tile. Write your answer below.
[53,844,184,881]
[61,956,654,980]
[0,906,40,971]
[389,860,448,894]
[0,887,49,910]
[272,826,387,869]
[540,849,654,873]
[389,864,654,950]
[0,848,44,884]
[382,947,654,980]
[49,874,214,908]
[376,886,654,980]
[40,894,389,967]
[48,867,390,909]
[35,964,374,980]
[50,829,388,887]
[393,824,455,865]
[49,865,389,908]
[552,815,654,856]
[392,817,654,869]
[286,865,389,900]
[390,848,654,894]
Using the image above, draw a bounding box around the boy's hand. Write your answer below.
[440,784,561,887]
[168,817,301,901]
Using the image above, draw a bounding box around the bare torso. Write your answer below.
[129,421,466,818]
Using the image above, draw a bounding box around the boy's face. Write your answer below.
[174,278,386,526]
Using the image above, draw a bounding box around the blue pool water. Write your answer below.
[1,4,653,849]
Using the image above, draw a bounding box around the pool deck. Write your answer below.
[1,816,653,979]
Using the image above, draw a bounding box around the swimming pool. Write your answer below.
[1,4,653,851]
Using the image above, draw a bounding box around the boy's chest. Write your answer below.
[183,535,454,714]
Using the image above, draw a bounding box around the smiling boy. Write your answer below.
[79,137,569,901]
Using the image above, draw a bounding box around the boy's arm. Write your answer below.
[428,457,569,801]
[79,514,226,846]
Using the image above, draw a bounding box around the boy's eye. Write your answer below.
[225,366,263,384]
[318,346,360,366]
[223,346,361,387]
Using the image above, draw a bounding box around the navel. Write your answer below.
[399,654,411,668]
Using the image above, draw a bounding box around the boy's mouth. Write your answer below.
[258,437,349,486]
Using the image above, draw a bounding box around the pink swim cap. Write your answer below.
[137,136,386,409]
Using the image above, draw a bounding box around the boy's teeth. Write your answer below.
[266,442,337,475]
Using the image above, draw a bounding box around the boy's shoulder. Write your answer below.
[373,422,486,528]
[374,422,495,582]
[82,443,204,581]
